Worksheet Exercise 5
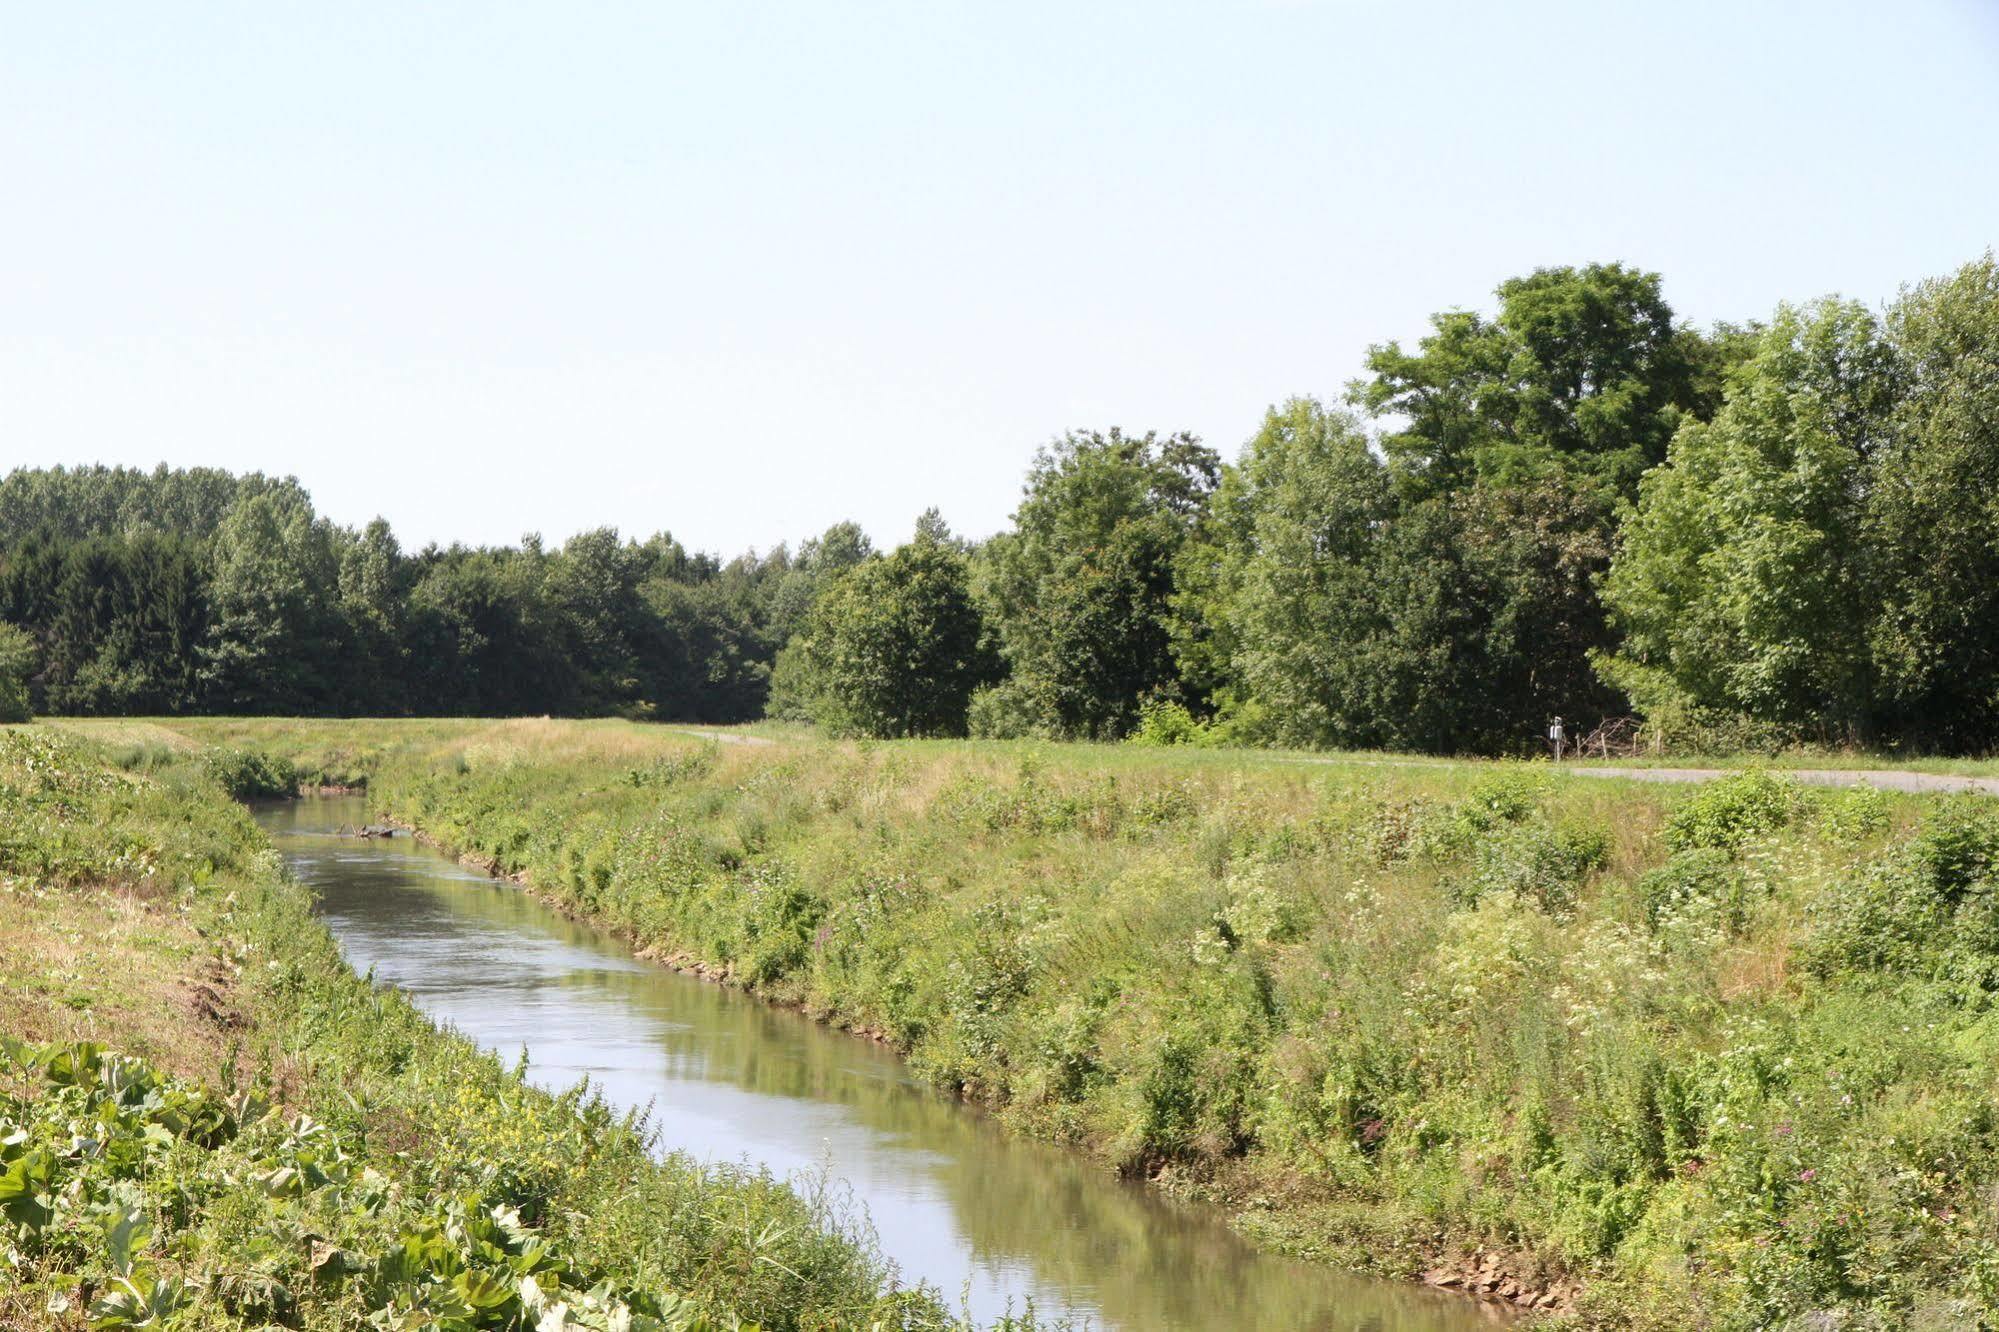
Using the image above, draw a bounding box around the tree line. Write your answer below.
[4,253,1996,753]
[0,467,866,722]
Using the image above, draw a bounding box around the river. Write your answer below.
[256,795,1503,1331]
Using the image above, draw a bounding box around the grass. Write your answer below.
[55,716,1999,1327]
[0,727,978,1331]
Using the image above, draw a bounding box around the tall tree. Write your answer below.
[199,494,344,713]
[766,521,873,647]
[1868,254,1999,748]
[1193,399,1624,753]
[45,534,210,714]
[1601,300,1900,738]
[980,429,1217,738]
[547,528,650,713]
[787,515,992,737]
[1351,263,1712,502]
[1190,399,1396,748]
[403,542,573,715]
[335,518,409,712]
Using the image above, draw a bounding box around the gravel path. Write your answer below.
[1565,764,1999,796]
[667,729,1998,796]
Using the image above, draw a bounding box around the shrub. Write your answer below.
[0,622,34,722]
[1459,766,1546,831]
[966,676,1063,740]
[1663,771,1800,853]
[1815,784,1892,841]
[202,747,300,799]
[1805,799,1999,980]
[1128,699,1211,748]
[737,862,827,985]
[1220,862,1306,945]
[1636,848,1750,931]
[1455,822,1608,915]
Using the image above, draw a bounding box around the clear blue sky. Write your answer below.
[4,1,1996,556]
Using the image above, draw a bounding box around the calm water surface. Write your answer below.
[257,795,1500,1331]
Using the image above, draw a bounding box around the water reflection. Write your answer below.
[257,797,1497,1331]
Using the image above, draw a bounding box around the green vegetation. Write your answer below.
[0,622,32,722]
[772,515,995,738]
[1605,261,1999,751]
[974,430,1216,741]
[10,253,1999,755]
[0,727,965,1330]
[0,469,803,721]
[119,717,1999,1327]
[200,747,302,800]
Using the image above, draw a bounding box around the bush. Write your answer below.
[1127,698,1211,747]
[1815,784,1892,841]
[1456,765,1547,833]
[1805,799,1999,980]
[1663,771,1800,853]
[0,622,35,722]
[966,675,1063,740]
[1637,848,1749,931]
[202,747,300,799]
[1455,821,1608,915]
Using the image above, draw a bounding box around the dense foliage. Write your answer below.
[0,621,33,722]
[0,1042,741,1331]
[9,253,1999,752]
[0,469,850,723]
[190,716,1999,1327]
[1606,256,1999,750]
[0,728,954,1330]
[770,514,995,738]
[973,430,1217,740]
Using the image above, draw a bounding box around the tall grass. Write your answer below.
[0,728,963,1330]
[96,718,1999,1326]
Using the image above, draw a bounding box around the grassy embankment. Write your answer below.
[0,726,971,1331]
[82,716,1999,1328]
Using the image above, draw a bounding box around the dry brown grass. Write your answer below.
[0,881,250,1088]
[1717,928,1796,1001]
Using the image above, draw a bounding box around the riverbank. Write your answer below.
[0,729,959,1330]
[73,717,1999,1328]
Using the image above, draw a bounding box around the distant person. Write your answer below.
[1548,716,1567,760]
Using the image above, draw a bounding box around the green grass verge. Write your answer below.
[0,727,968,1331]
[78,717,1999,1327]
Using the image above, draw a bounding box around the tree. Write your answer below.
[0,622,34,721]
[766,521,874,647]
[547,528,650,713]
[1867,254,1999,748]
[1601,300,1900,739]
[787,516,992,737]
[199,494,344,713]
[0,464,309,546]
[1191,399,1395,748]
[45,533,209,714]
[642,548,783,722]
[335,518,409,712]
[980,429,1217,738]
[1191,399,1624,754]
[403,543,573,715]
[1351,263,1712,502]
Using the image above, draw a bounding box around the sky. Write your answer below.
[3,1,1997,557]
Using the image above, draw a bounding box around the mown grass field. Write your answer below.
[0,726,974,1331]
[58,716,1999,1328]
